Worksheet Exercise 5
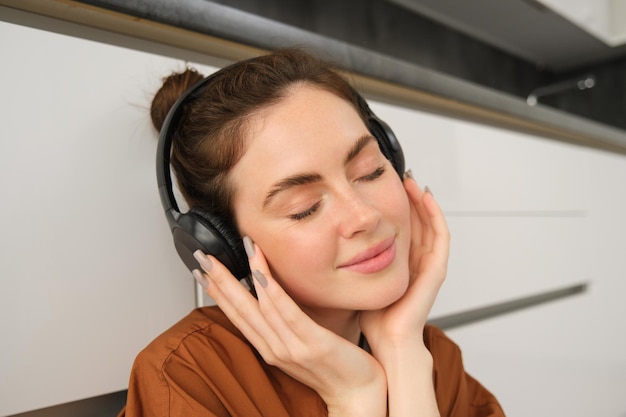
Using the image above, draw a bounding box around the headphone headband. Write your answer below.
[156,74,220,220]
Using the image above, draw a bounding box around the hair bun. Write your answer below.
[151,68,204,132]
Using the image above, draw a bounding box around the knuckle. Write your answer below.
[282,310,300,328]
[266,345,291,366]
[262,352,279,367]
[257,342,279,365]
[264,343,316,367]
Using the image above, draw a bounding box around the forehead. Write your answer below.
[237,86,368,172]
[231,84,371,192]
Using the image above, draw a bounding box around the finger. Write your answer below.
[402,171,424,203]
[411,195,450,299]
[403,175,435,255]
[244,238,328,347]
[192,251,278,355]
[193,250,256,307]
[422,190,451,264]
[243,238,313,361]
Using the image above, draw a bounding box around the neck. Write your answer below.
[301,307,362,345]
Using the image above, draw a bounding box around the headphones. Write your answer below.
[156,66,405,280]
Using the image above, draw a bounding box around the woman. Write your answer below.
[120,48,504,417]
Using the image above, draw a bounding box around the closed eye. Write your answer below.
[358,165,386,182]
[289,201,321,221]
[287,166,385,221]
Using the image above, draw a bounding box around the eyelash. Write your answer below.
[288,165,386,221]
[358,165,386,182]
[289,201,321,221]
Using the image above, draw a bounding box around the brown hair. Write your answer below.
[150,48,369,226]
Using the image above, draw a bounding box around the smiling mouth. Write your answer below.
[338,237,396,274]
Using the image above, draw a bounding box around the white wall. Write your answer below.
[1,13,625,417]
[0,20,207,415]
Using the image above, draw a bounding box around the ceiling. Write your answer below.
[387,0,626,72]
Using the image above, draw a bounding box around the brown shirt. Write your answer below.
[119,307,504,417]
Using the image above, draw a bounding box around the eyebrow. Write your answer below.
[263,134,376,208]
[344,134,376,166]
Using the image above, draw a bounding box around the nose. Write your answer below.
[336,188,381,238]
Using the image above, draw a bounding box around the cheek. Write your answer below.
[253,227,335,290]
[378,178,413,255]
[374,176,411,225]
[234,200,333,299]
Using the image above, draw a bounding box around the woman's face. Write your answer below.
[230,84,413,319]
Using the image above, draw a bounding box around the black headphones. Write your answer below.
[157,66,405,280]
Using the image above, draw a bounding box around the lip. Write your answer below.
[338,237,396,274]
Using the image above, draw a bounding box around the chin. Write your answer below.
[362,272,410,310]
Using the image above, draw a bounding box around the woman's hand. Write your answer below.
[359,174,449,417]
[192,242,387,417]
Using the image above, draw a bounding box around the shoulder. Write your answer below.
[123,307,255,416]
[134,306,244,371]
[125,306,325,416]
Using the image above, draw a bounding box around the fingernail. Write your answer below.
[252,269,268,288]
[243,236,255,258]
[193,250,213,272]
[425,185,433,196]
[403,169,413,180]
[192,269,209,289]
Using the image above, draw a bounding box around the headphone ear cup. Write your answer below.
[369,115,405,177]
[171,207,250,280]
